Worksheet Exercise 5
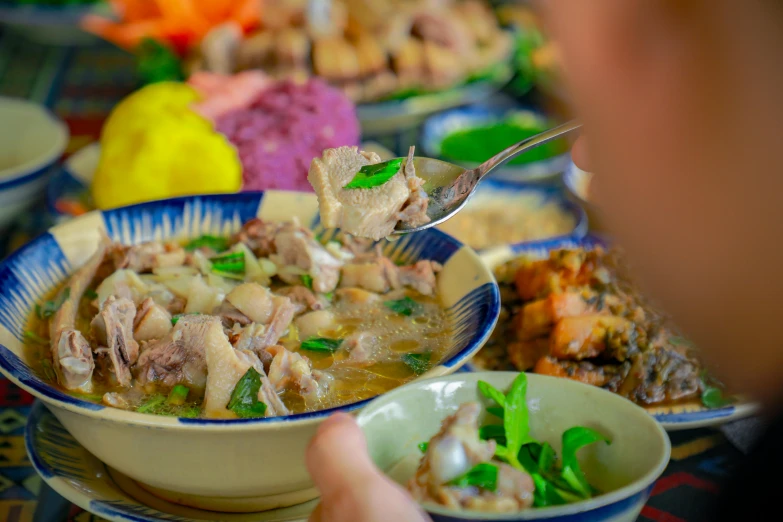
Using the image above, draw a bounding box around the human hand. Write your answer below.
[305,412,432,522]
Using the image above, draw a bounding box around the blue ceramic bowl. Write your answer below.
[421,106,572,183]
[0,191,501,510]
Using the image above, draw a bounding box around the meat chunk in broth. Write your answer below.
[267,344,325,405]
[276,285,328,315]
[29,215,450,419]
[112,242,187,273]
[136,315,217,389]
[274,223,343,293]
[203,322,289,418]
[91,296,139,387]
[341,257,441,296]
[308,145,430,240]
[133,298,173,342]
[49,237,109,392]
[225,283,275,324]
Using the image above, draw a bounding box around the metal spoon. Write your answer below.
[392,120,582,235]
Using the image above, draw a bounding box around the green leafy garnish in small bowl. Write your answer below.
[418,374,612,508]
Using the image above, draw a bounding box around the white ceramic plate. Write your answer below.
[26,402,315,522]
[466,235,760,431]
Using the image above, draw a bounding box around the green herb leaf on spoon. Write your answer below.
[344,159,404,190]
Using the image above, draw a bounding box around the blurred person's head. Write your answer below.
[540,0,783,406]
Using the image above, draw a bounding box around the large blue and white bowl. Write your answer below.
[0,97,69,231]
[422,106,572,183]
[0,191,500,512]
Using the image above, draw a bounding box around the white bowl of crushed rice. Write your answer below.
[436,180,588,253]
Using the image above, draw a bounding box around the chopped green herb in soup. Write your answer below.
[24,219,449,419]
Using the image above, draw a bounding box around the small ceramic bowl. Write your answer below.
[0,97,69,231]
[0,191,500,513]
[356,371,670,522]
[421,106,572,183]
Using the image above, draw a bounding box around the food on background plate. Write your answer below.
[214,77,360,192]
[496,4,562,95]
[438,113,568,168]
[92,82,242,209]
[437,191,577,250]
[25,217,449,419]
[473,247,731,409]
[90,72,359,209]
[309,146,429,240]
[190,0,513,103]
[409,373,610,512]
[81,0,262,56]
[84,0,512,104]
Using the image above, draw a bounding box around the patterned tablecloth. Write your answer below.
[0,29,745,522]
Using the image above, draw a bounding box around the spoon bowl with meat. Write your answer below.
[356,371,670,521]
[0,191,500,512]
[308,124,581,240]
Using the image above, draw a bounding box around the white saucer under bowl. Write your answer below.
[25,402,316,522]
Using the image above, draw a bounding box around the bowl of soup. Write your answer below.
[0,191,500,512]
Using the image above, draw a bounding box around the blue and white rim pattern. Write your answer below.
[421,105,572,181]
[468,234,746,429]
[0,192,500,425]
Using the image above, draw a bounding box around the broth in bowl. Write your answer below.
[24,217,451,420]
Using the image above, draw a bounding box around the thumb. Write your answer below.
[305,412,432,522]
[305,412,379,498]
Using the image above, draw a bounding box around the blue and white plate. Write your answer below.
[25,401,316,522]
[421,105,572,183]
[468,235,759,431]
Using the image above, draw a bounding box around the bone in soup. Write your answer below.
[25,218,450,419]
